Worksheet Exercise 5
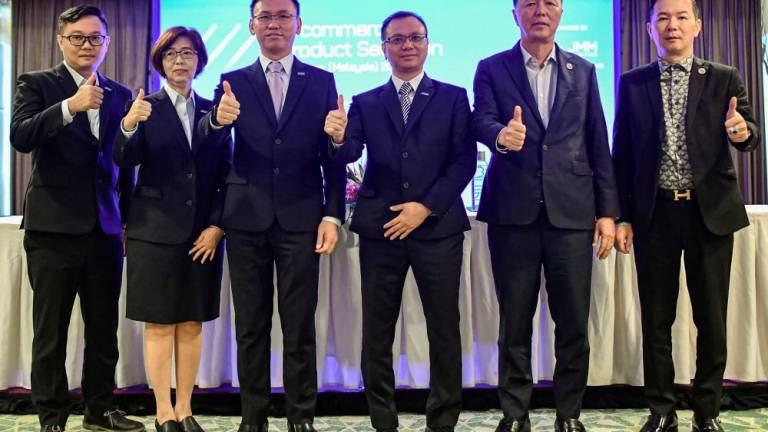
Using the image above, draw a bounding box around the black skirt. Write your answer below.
[126,238,223,324]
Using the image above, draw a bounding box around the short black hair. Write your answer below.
[648,0,700,20]
[58,5,108,33]
[250,0,300,17]
[381,11,428,41]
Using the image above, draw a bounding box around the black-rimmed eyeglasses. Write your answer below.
[163,49,198,61]
[60,34,108,46]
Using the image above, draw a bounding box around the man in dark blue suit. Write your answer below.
[327,11,476,432]
[11,6,143,432]
[471,1,619,431]
[198,1,345,431]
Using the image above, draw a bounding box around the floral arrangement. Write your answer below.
[345,162,365,221]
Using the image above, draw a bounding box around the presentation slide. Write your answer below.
[161,0,616,210]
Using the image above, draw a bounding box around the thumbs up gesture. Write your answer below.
[324,95,348,144]
[122,89,152,132]
[216,80,241,126]
[498,105,526,152]
[67,73,104,115]
[724,96,749,143]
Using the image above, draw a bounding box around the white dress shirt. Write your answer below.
[391,71,425,105]
[61,62,100,139]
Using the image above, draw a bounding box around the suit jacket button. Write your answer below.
[186,200,193,207]
[275,138,282,145]
[403,182,410,189]
[187,173,193,179]
[273,168,280,175]
[402,151,409,159]
[542,145,549,151]
[537,170,543,177]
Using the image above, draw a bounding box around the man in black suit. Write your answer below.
[10,6,143,432]
[471,1,619,431]
[198,1,345,431]
[327,11,475,432]
[612,1,759,431]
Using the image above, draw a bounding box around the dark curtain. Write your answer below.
[620,0,766,204]
[11,0,158,214]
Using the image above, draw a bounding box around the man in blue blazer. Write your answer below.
[198,1,345,431]
[327,11,476,432]
[11,6,143,432]
[471,1,619,431]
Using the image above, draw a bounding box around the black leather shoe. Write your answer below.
[555,418,586,432]
[496,416,531,432]
[178,417,204,432]
[155,420,181,432]
[83,410,146,431]
[692,417,724,432]
[376,429,398,432]
[640,412,679,432]
[426,427,454,432]
[287,422,316,432]
[40,426,64,432]
[237,423,268,432]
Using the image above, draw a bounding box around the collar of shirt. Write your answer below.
[391,71,425,94]
[164,83,196,108]
[259,53,294,76]
[520,45,558,69]
[63,61,99,87]
[658,55,694,73]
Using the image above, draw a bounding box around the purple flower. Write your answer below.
[346,181,360,203]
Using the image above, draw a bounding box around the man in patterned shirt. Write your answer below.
[612,0,759,431]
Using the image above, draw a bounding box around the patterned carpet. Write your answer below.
[2,409,767,431]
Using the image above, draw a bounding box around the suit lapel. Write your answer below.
[191,94,211,156]
[548,47,573,127]
[378,81,405,137]
[277,58,309,133]
[403,75,435,138]
[244,61,278,128]
[686,57,707,132]
[97,72,112,145]
[643,62,664,144]
[54,64,91,137]
[503,44,544,128]
[156,88,192,154]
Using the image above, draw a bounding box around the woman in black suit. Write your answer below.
[113,27,230,432]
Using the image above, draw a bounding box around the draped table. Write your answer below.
[1,207,767,391]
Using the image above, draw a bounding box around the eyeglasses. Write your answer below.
[252,13,296,25]
[61,34,108,46]
[162,49,198,61]
[383,34,428,47]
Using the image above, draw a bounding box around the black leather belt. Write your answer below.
[657,188,695,201]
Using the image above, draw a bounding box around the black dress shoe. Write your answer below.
[376,429,398,432]
[496,416,531,432]
[425,427,455,432]
[555,418,586,432]
[83,410,146,431]
[40,426,64,432]
[178,417,204,432]
[237,423,268,432]
[640,412,679,432]
[287,422,316,432]
[155,420,181,432]
[692,417,724,432]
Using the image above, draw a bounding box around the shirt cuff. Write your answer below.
[495,129,508,154]
[210,116,224,130]
[322,216,342,227]
[61,100,74,125]
[120,120,138,138]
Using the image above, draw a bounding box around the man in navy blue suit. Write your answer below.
[471,1,619,431]
[199,1,345,431]
[327,11,476,432]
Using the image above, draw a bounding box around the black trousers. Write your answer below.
[487,210,593,421]
[360,234,464,430]
[23,228,123,427]
[226,224,320,425]
[634,196,734,419]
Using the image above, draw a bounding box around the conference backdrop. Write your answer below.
[161,0,617,209]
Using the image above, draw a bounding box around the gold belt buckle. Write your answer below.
[673,189,692,201]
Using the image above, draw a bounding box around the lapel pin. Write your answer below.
[297,72,306,76]
[104,86,112,92]
[698,67,706,75]
[566,63,574,70]
[420,92,430,96]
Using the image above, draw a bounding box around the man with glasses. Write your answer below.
[471,0,619,431]
[10,5,141,432]
[199,1,345,431]
[613,1,759,431]
[326,11,475,432]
